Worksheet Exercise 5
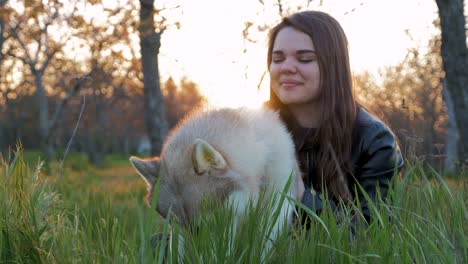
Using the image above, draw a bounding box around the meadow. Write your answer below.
[1,147,466,263]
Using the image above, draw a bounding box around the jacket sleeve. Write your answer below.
[300,187,335,215]
[299,187,336,228]
[354,122,404,222]
[298,122,403,224]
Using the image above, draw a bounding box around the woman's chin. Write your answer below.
[278,96,304,105]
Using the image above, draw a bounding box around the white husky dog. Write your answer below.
[130,107,299,256]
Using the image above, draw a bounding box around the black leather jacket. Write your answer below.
[281,107,404,223]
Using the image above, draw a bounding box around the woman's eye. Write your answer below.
[298,57,315,63]
[272,57,284,63]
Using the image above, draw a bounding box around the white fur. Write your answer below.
[131,107,299,257]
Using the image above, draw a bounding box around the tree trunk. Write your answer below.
[0,0,6,63]
[84,130,100,165]
[139,0,168,156]
[0,1,8,154]
[442,81,458,173]
[91,99,106,165]
[0,118,6,155]
[5,93,17,149]
[34,70,54,159]
[435,0,468,163]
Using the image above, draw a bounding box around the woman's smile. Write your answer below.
[280,79,303,89]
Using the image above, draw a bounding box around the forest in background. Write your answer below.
[0,0,466,172]
[0,0,206,164]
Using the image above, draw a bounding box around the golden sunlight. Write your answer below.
[157,0,438,108]
[30,0,439,109]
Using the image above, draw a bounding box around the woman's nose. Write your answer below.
[279,58,297,74]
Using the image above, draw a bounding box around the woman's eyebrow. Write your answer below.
[272,50,316,55]
[297,50,316,54]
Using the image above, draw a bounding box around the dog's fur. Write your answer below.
[130,107,299,250]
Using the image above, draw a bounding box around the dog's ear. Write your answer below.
[192,138,227,175]
[129,156,160,186]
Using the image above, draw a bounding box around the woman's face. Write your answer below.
[269,27,321,106]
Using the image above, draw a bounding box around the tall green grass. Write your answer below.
[1,148,466,263]
[0,149,159,263]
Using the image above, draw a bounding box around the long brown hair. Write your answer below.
[267,11,357,201]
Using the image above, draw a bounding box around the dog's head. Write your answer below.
[130,138,236,226]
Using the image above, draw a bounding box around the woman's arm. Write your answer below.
[296,122,404,222]
[296,174,336,215]
[354,122,404,222]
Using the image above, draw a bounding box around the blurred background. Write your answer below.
[0,0,467,173]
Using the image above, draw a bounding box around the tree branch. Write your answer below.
[48,70,93,132]
[12,30,34,67]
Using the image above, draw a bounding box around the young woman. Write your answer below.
[266,10,404,223]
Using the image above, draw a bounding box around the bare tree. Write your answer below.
[442,79,458,172]
[354,34,449,168]
[6,0,81,159]
[163,77,206,128]
[0,0,9,63]
[138,0,170,156]
[0,0,10,153]
[71,4,137,165]
[435,0,468,164]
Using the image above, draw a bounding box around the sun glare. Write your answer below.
[156,0,439,109]
[201,76,271,110]
[12,0,439,109]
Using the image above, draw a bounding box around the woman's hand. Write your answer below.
[296,172,306,201]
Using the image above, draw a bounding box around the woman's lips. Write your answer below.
[280,80,302,89]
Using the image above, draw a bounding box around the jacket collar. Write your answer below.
[279,108,317,151]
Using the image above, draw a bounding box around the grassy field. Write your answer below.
[1,148,467,263]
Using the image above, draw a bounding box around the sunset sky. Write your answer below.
[157,0,441,108]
